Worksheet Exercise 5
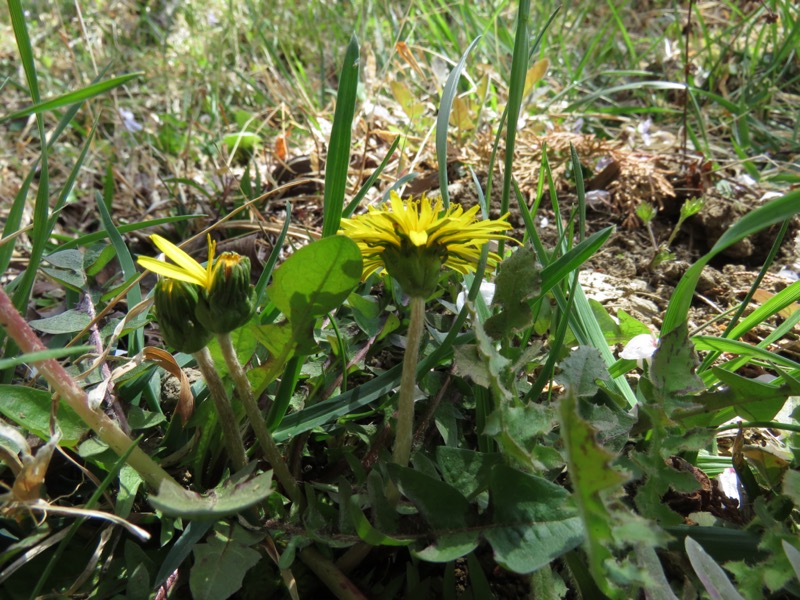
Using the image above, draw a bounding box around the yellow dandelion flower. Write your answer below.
[339,191,514,297]
[137,234,215,289]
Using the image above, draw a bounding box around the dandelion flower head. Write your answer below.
[339,192,514,296]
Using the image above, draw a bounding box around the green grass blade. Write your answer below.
[661,190,800,335]
[321,35,360,238]
[255,202,292,306]
[0,73,143,123]
[343,136,401,218]
[95,190,144,353]
[500,0,531,241]
[436,36,481,209]
[55,215,204,250]
[692,337,800,372]
[540,227,614,296]
[0,346,94,370]
[7,1,41,103]
[8,0,49,327]
[570,144,587,241]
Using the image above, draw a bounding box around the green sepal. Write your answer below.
[196,252,257,334]
[154,279,213,353]
[381,243,444,298]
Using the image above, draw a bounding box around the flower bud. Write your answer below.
[195,252,257,333]
[154,279,213,353]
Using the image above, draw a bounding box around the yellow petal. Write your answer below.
[137,256,208,287]
[408,230,428,246]
[149,234,209,285]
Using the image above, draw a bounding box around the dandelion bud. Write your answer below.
[154,279,213,353]
[195,252,257,333]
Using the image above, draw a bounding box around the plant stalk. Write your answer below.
[298,546,368,600]
[0,288,176,491]
[193,346,248,473]
[217,333,302,505]
[392,295,426,469]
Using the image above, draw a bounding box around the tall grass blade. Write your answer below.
[436,36,481,209]
[0,73,143,123]
[343,136,400,217]
[661,190,800,335]
[95,190,144,353]
[321,35,360,238]
[500,0,531,242]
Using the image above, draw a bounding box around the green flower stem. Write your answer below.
[392,295,426,469]
[217,333,302,506]
[0,288,176,491]
[193,347,248,473]
[298,546,368,600]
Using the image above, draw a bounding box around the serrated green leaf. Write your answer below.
[556,346,609,397]
[650,322,705,404]
[560,388,628,598]
[436,447,503,500]
[150,472,274,518]
[485,246,541,338]
[483,403,558,455]
[485,465,583,574]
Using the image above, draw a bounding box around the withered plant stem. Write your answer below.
[0,288,176,491]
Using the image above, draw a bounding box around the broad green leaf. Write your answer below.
[41,249,86,290]
[268,236,362,323]
[556,346,610,398]
[714,368,792,421]
[149,472,273,518]
[560,387,628,598]
[29,309,92,335]
[387,464,479,562]
[617,309,652,339]
[222,131,260,152]
[0,385,88,447]
[782,470,800,507]
[190,525,262,600]
[485,465,584,574]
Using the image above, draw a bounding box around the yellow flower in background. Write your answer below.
[137,234,215,289]
[339,191,514,297]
